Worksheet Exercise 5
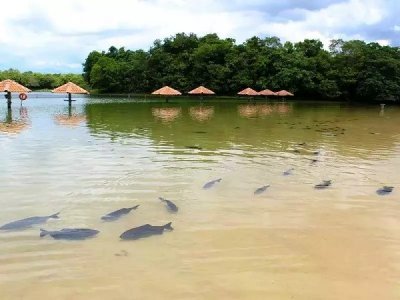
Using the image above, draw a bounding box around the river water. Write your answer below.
[0,94,400,299]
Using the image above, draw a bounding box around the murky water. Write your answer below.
[1,94,400,299]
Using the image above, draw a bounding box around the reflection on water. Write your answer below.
[152,107,182,123]
[189,106,214,122]
[238,103,292,118]
[1,95,400,300]
[0,106,30,135]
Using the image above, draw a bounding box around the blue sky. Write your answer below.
[1,0,399,73]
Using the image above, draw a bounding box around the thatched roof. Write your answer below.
[52,82,89,94]
[0,79,31,93]
[152,86,181,96]
[276,90,294,96]
[237,87,259,96]
[259,89,276,96]
[188,85,215,95]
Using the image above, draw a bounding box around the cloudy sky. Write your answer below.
[1,0,399,73]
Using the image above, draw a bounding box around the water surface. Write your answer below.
[1,94,400,299]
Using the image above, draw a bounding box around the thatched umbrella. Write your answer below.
[238,87,259,96]
[0,79,31,109]
[188,85,215,101]
[152,86,181,103]
[259,89,276,98]
[275,90,294,102]
[52,82,89,107]
[238,87,259,102]
[276,90,294,97]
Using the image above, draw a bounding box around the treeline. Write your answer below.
[83,33,400,101]
[0,69,88,91]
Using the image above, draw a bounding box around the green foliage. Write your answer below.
[3,33,400,102]
[0,69,87,91]
[82,33,400,101]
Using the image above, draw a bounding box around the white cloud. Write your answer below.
[0,0,398,73]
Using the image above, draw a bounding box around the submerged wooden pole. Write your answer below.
[68,93,72,106]
[6,91,11,109]
[6,106,12,123]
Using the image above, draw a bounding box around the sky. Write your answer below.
[1,0,399,73]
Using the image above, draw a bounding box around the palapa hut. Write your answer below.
[0,79,31,109]
[237,87,259,102]
[152,86,181,102]
[52,82,89,106]
[275,90,294,97]
[188,85,215,101]
[258,89,276,97]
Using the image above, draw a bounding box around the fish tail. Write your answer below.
[216,178,222,182]
[164,222,173,231]
[40,229,49,237]
[159,197,166,202]
[50,212,60,219]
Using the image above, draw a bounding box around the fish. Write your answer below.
[310,159,318,164]
[293,149,301,153]
[283,168,294,176]
[0,212,60,231]
[101,205,140,221]
[40,228,99,240]
[314,180,332,189]
[254,185,270,195]
[185,145,202,150]
[203,178,222,189]
[193,131,207,134]
[159,197,178,213]
[120,222,173,240]
[376,186,394,195]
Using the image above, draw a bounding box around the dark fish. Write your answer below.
[203,178,222,189]
[283,168,294,176]
[293,149,301,153]
[120,222,173,240]
[314,180,332,189]
[159,197,178,213]
[310,159,318,164]
[0,212,60,231]
[376,186,394,195]
[312,151,320,155]
[40,228,99,240]
[185,145,202,150]
[101,205,139,221]
[298,142,306,146]
[254,185,270,195]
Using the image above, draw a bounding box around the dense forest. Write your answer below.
[0,69,87,91]
[2,33,400,101]
[82,33,400,101]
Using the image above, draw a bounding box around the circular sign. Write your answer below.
[19,93,28,101]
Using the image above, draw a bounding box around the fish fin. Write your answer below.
[132,205,140,210]
[50,212,60,219]
[40,229,49,237]
[164,222,173,231]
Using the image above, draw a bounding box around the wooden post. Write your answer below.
[6,91,11,109]
[6,106,12,123]
[68,93,72,106]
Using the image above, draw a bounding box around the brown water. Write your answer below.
[1,95,400,299]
